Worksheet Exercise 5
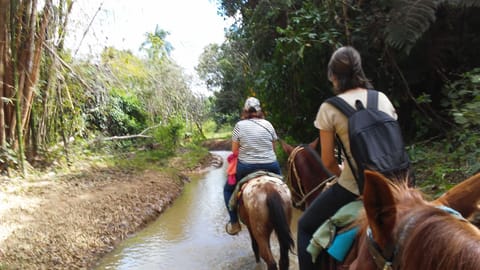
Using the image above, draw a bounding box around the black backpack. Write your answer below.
[326,90,410,193]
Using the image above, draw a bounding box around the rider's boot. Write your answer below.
[226,222,241,235]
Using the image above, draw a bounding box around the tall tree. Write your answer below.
[0,0,74,173]
[140,25,173,61]
[212,0,480,142]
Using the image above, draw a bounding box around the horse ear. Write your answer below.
[280,139,294,155]
[433,172,480,218]
[363,170,398,248]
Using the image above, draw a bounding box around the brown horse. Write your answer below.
[321,170,480,270]
[237,174,294,270]
[280,138,334,209]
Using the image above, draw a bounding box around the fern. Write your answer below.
[448,0,480,7]
[385,0,480,54]
[385,0,439,54]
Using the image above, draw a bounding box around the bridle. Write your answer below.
[286,145,335,208]
[366,205,468,270]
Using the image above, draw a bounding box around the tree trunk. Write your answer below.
[0,0,9,147]
[22,0,49,136]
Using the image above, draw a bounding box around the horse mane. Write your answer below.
[382,170,415,189]
[363,179,480,269]
[296,145,325,174]
[398,207,480,269]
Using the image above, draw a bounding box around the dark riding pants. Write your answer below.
[297,182,358,270]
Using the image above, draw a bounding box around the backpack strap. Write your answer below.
[326,97,356,167]
[327,90,379,113]
[355,89,378,110]
[326,96,356,117]
[366,90,379,110]
[325,95,365,190]
[335,135,361,188]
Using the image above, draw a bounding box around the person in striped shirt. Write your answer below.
[224,97,282,235]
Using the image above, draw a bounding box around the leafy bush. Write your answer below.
[442,68,480,129]
[411,68,480,195]
[86,87,147,136]
[441,68,480,173]
[0,144,18,174]
[150,119,185,155]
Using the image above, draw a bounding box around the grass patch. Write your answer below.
[409,133,479,197]
[174,143,210,170]
[84,139,211,173]
[203,120,232,139]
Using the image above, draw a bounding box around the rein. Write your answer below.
[294,175,336,208]
[286,145,335,208]
[286,146,307,206]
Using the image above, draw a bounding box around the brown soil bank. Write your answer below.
[201,138,231,150]
[0,149,222,270]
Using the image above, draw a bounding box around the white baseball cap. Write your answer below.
[244,97,261,111]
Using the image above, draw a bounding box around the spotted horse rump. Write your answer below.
[236,172,294,270]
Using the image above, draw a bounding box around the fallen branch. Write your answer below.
[91,124,162,143]
[97,134,152,141]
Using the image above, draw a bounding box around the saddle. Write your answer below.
[307,200,363,263]
[228,170,284,212]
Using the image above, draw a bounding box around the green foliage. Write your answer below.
[174,143,210,171]
[100,47,149,84]
[140,25,173,61]
[385,0,480,55]
[87,87,147,136]
[150,119,185,155]
[411,69,480,195]
[385,0,438,54]
[197,41,250,127]
[73,44,206,141]
[265,1,345,140]
[196,44,223,91]
[276,2,342,61]
[112,148,173,170]
[203,119,232,139]
[442,68,480,128]
[208,1,350,141]
[212,0,480,145]
[410,137,478,197]
[0,144,19,173]
[108,89,147,134]
[441,68,480,172]
[105,139,209,172]
[208,0,480,196]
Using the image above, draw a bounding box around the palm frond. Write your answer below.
[446,0,480,7]
[385,0,440,54]
[385,0,480,54]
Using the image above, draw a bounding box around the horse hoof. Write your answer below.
[226,222,241,235]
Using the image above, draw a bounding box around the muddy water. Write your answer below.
[95,151,301,270]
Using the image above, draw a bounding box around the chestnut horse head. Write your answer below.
[344,170,480,270]
[280,138,334,210]
[238,174,294,270]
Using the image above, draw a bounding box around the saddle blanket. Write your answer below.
[228,170,284,211]
[307,200,363,262]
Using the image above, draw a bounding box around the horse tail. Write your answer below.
[267,191,294,270]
